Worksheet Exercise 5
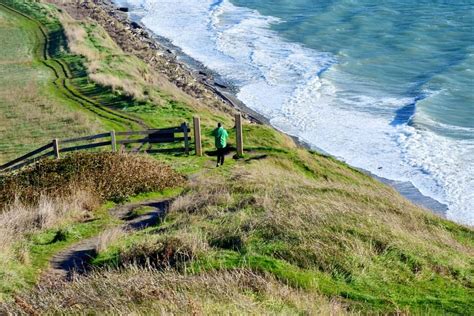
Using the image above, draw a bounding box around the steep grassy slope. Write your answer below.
[0,0,164,164]
[3,149,473,314]
[0,2,103,164]
[90,153,473,314]
[0,1,472,315]
[0,152,183,300]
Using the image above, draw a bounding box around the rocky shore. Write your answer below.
[47,0,265,123]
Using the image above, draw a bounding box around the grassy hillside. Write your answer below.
[77,153,474,314]
[0,0,165,164]
[0,0,472,314]
[0,152,183,300]
[0,2,104,164]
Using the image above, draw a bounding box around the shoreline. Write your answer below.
[60,0,448,217]
[125,8,271,126]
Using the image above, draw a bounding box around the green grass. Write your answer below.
[0,0,292,168]
[89,153,473,314]
[126,187,184,204]
[0,2,105,164]
[0,185,184,301]
[0,1,472,315]
[199,252,470,314]
[0,0,167,164]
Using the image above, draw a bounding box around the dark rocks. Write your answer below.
[130,22,141,29]
[54,0,240,116]
[214,82,227,89]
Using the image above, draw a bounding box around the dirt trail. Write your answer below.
[42,199,170,282]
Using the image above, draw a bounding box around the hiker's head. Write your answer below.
[218,122,222,128]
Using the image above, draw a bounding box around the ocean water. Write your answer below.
[115,0,474,225]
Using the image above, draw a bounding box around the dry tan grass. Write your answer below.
[0,151,183,282]
[170,177,234,215]
[2,268,347,315]
[61,20,92,59]
[109,232,209,271]
[0,189,98,260]
[58,14,150,101]
[60,13,116,60]
[55,8,204,109]
[0,79,103,164]
[0,151,184,302]
[167,156,473,281]
[89,72,145,99]
[95,227,126,254]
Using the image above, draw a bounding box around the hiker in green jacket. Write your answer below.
[213,122,229,167]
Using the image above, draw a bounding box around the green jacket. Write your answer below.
[213,127,229,149]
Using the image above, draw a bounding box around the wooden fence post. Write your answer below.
[110,130,117,152]
[182,122,190,155]
[52,138,60,159]
[235,114,244,157]
[193,117,202,156]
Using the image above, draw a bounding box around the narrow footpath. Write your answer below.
[42,199,170,282]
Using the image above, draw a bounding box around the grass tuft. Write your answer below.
[1,268,345,315]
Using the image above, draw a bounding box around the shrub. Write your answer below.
[0,152,185,207]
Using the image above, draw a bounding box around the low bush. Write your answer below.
[0,152,185,207]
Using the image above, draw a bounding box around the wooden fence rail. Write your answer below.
[59,132,111,144]
[1,115,244,174]
[0,122,191,173]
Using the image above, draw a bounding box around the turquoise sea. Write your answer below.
[116,0,474,225]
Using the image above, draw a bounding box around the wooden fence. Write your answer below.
[0,114,245,174]
[0,122,192,173]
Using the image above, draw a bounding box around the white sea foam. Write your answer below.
[116,0,474,225]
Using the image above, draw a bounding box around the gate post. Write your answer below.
[52,139,60,159]
[182,122,190,155]
[193,117,202,156]
[110,130,117,152]
[235,114,244,157]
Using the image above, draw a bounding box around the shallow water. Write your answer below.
[115,0,474,225]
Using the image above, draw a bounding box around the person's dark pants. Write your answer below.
[217,147,225,165]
